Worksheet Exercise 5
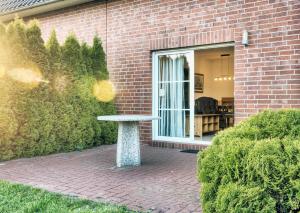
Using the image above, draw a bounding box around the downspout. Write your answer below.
[106,0,108,67]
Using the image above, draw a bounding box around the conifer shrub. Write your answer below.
[0,19,117,161]
[197,109,300,212]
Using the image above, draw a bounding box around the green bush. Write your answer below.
[0,19,117,161]
[197,109,300,212]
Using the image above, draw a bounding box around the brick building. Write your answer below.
[1,0,299,148]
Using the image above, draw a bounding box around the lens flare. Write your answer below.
[93,80,116,102]
[6,67,48,87]
[0,66,5,78]
[8,68,41,83]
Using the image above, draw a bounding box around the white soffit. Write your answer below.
[0,0,95,22]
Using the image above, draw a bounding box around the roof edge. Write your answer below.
[0,0,95,22]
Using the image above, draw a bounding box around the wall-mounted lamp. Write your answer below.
[242,30,249,46]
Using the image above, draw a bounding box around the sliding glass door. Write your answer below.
[153,51,194,142]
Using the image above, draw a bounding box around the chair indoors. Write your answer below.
[221,97,234,128]
[195,96,218,114]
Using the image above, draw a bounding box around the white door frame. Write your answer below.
[152,50,194,143]
[152,42,235,145]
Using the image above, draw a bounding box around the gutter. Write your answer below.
[0,0,95,22]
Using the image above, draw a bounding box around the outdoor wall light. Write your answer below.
[242,30,249,46]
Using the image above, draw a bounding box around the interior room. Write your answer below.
[192,47,234,141]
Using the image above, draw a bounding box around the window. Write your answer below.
[152,51,194,142]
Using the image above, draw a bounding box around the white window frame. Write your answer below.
[152,42,235,145]
[152,50,194,143]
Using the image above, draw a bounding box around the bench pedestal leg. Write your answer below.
[116,121,141,167]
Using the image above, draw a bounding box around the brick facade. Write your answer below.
[32,0,299,146]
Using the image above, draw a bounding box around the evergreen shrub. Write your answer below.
[197,109,300,212]
[0,19,117,161]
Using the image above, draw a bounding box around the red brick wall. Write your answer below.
[33,0,300,144]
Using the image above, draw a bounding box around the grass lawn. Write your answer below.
[0,181,134,213]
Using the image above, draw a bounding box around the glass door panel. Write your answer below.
[153,51,194,141]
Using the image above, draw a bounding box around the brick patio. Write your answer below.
[0,144,202,213]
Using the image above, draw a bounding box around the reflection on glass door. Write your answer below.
[153,51,194,142]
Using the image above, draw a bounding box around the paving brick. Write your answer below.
[0,144,201,212]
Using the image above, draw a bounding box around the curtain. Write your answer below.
[159,55,186,137]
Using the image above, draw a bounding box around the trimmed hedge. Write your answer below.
[197,109,300,212]
[0,19,117,161]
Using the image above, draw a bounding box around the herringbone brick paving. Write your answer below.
[0,144,201,212]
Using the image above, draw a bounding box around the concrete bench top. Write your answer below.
[97,115,160,122]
